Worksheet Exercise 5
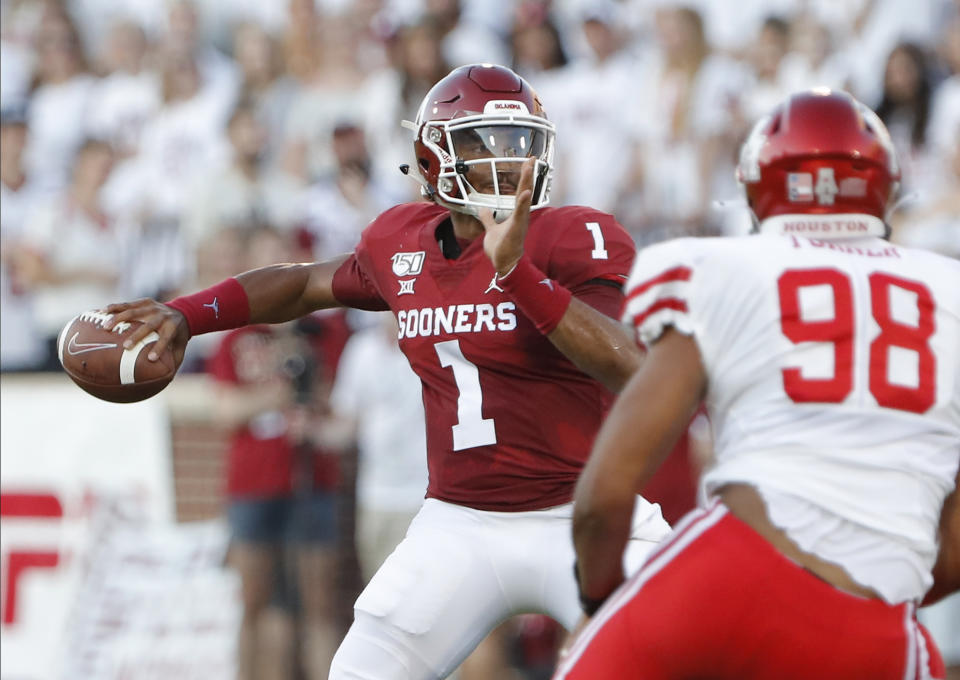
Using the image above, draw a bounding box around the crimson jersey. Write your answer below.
[332,202,635,511]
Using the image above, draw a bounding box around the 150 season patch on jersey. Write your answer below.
[392,251,425,276]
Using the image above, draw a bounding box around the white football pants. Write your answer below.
[328,496,671,680]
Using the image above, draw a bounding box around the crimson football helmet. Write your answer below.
[736,89,900,227]
[402,64,556,218]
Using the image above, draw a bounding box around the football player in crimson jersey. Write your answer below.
[102,64,672,679]
[554,89,960,680]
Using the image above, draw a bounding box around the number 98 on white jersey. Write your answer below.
[622,233,960,601]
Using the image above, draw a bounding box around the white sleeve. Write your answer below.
[624,236,786,404]
[20,204,58,254]
[621,238,705,348]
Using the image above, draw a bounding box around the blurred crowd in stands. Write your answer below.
[2,0,958,373]
[1,0,958,678]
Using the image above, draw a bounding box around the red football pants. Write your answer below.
[555,501,945,680]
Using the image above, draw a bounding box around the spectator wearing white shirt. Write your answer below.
[891,121,960,259]
[23,6,97,193]
[85,20,161,159]
[283,11,369,182]
[0,38,32,111]
[301,123,407,261]
[890,36,960,261]
[618,6,749,243]
[778,12,851,93]
[14,139,126,368]
[927,16,960,159]
[740,16,795,121]
[688,0,795,57]
[508,3,569,83]
[231,22,298,172]
[421,0,510,68]
[0,106,46,371]
[875,41,937,192]
[842,0,943,106]
[282,0,323,83]
[162,0,240,113]
[360,18,450,201]
[183,99,269,275]
[113,45,231,299]
[546,3,642,212]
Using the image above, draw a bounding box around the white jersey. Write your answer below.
[623,230,960,603]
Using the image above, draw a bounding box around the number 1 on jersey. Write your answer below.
[435,340,497,450]
[585,222,608,260]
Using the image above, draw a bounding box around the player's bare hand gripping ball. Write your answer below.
[103,298,190,364]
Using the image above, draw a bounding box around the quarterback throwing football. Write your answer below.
[104,64,671,679]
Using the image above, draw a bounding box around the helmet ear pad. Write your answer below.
[413,137,440,200]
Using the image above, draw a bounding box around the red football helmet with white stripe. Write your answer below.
[402,64,556,219]
[736,89,900,225]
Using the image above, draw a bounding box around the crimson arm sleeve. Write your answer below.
[570,278,625,319]
[331,254,389,311]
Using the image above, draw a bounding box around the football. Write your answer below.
[58,310,177,403]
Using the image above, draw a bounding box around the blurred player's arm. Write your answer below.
[923,468,960,606]
[573,328,706,611]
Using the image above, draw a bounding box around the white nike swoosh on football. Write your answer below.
[67,332,118,356]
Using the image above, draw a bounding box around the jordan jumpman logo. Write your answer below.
[203,297,220,319]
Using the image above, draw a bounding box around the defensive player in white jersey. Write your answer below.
[555,90,960,679]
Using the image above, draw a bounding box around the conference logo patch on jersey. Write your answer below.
[398,278,416,296]
[787,173,813,202]
[392,251,425,277]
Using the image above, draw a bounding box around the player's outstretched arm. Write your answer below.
[478,159,644,392]
[573,329,706,613]
[104,255,350,363]
[235,255,351,323]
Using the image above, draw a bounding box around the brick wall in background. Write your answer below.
[170,421,227,522]
[165,376,227,523]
